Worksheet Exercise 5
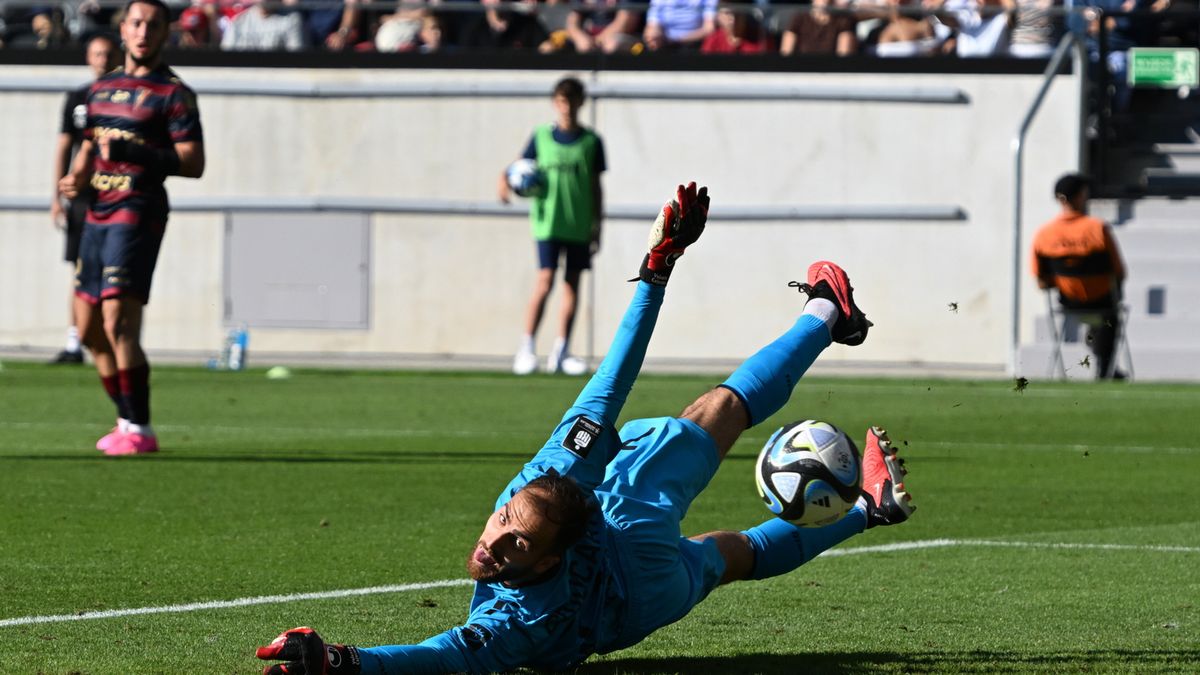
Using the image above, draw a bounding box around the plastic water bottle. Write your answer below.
[215,329,236,369]
[228,326,249,371]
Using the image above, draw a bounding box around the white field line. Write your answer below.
[2,421,1197,455]
[0,421,527,438]
[0,579,473,628]
[818,538,1200,557]
[3,538,1199,629]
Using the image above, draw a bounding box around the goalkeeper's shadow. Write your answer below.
[573,648,1200,674]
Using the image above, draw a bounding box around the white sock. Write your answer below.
[65,326,81,352]
[803,298,839,336]
[118,418,131,433]
[127,423,154,437]
[550,337,568,361]
[518,334,535,355]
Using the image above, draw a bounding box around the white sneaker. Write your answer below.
[560,355,588,376]
[513,351,538,375]
[547,354,588,375]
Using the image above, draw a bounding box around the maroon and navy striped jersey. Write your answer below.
[84,64,202,227]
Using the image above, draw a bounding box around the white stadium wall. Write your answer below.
[0,65,1080,375]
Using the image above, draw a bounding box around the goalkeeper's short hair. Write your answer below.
[521,473,597,554]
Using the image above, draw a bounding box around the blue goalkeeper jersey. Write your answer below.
[358,283,667,674]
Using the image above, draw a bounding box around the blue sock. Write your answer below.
[720,314,832,427]
[741,506,867,580]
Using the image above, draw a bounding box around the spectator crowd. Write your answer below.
[0,0,1193,57]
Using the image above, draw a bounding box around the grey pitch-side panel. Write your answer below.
[224,212,370,329]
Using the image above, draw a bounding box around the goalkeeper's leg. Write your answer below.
[715,261,869,432]
[682,261,870,458]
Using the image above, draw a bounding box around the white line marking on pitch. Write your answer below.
[3,421,1196,456]
[3,538,1198,628]
[0,579,473,628]
[818,538,1200,557]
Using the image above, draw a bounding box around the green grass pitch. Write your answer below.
[1,361,1197,674]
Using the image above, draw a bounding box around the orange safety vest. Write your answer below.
[1031,212,1125,304]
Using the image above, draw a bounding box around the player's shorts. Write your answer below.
[75,221,166,306]
[594,416,726,649]
[536,239,591,272]
[63,198,88,263]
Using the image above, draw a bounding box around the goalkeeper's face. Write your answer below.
[467,490,562,586]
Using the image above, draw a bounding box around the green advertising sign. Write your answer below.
[1128,47,1199,88]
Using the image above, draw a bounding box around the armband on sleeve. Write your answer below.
[107,139,182,176]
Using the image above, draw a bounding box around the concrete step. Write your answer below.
[1032,313,1200,347]
[1164,155,1200,172]
[1115,228,1200,261]
[1091,197,1200,225]
[1141,169,1200,195]
[1018,343,1200,381]
[1147,144,1200,172]
[1123,282,1200,321]
[1152,143,1200,155]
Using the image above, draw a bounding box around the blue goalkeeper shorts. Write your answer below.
[594,416,727,649]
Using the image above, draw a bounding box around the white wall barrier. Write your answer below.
[0,66,1079,374]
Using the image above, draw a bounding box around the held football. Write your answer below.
[505,158,546,198]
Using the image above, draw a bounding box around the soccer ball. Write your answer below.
[755,420,862,527]
[505,158,545,198]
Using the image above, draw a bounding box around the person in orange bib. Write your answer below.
[1031,173,1127,379]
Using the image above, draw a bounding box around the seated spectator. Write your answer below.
[5,7,68,48]
[458,0,548,49]
[62,0,114,46]
[31,8,69,48]
[205,0,253,39]
[221,0,308,50]
[643,0,717,51]
[1007,0,1059,57]
[872,0,953,56]
[536,0,573,51]
[938,0,1012,56]
[701,1,773,53]
[374,4,443,52]
[1070,0,1137,112]
[374,3,427,51]
[1031,173,1127,379]
[175,3,215,47]
[416,10,443,51]
[780,0,858,55]
[304,0,362,51]
[561,0,641,53]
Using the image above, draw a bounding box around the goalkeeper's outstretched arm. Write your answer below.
[566,181,709,427]
[499,183,710,494]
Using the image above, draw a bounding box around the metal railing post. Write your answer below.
[1011,32,1086,377]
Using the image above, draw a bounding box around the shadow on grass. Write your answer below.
[572,648,1200,674]
[0,450,534,464]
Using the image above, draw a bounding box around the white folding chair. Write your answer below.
[1044,290,1134,380]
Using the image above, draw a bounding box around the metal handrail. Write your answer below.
[1010,31,1086,377]
[0,195,966,221]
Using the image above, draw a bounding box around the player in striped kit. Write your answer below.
[58,0,205,456]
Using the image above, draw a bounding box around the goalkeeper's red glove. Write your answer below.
[637,181,710,286]
[255,627,361,675]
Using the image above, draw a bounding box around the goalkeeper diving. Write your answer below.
[257,182,915,674]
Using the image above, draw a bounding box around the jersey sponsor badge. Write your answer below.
[459,623,495,651]
[73,104,87,130]
[562,416,602,459]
